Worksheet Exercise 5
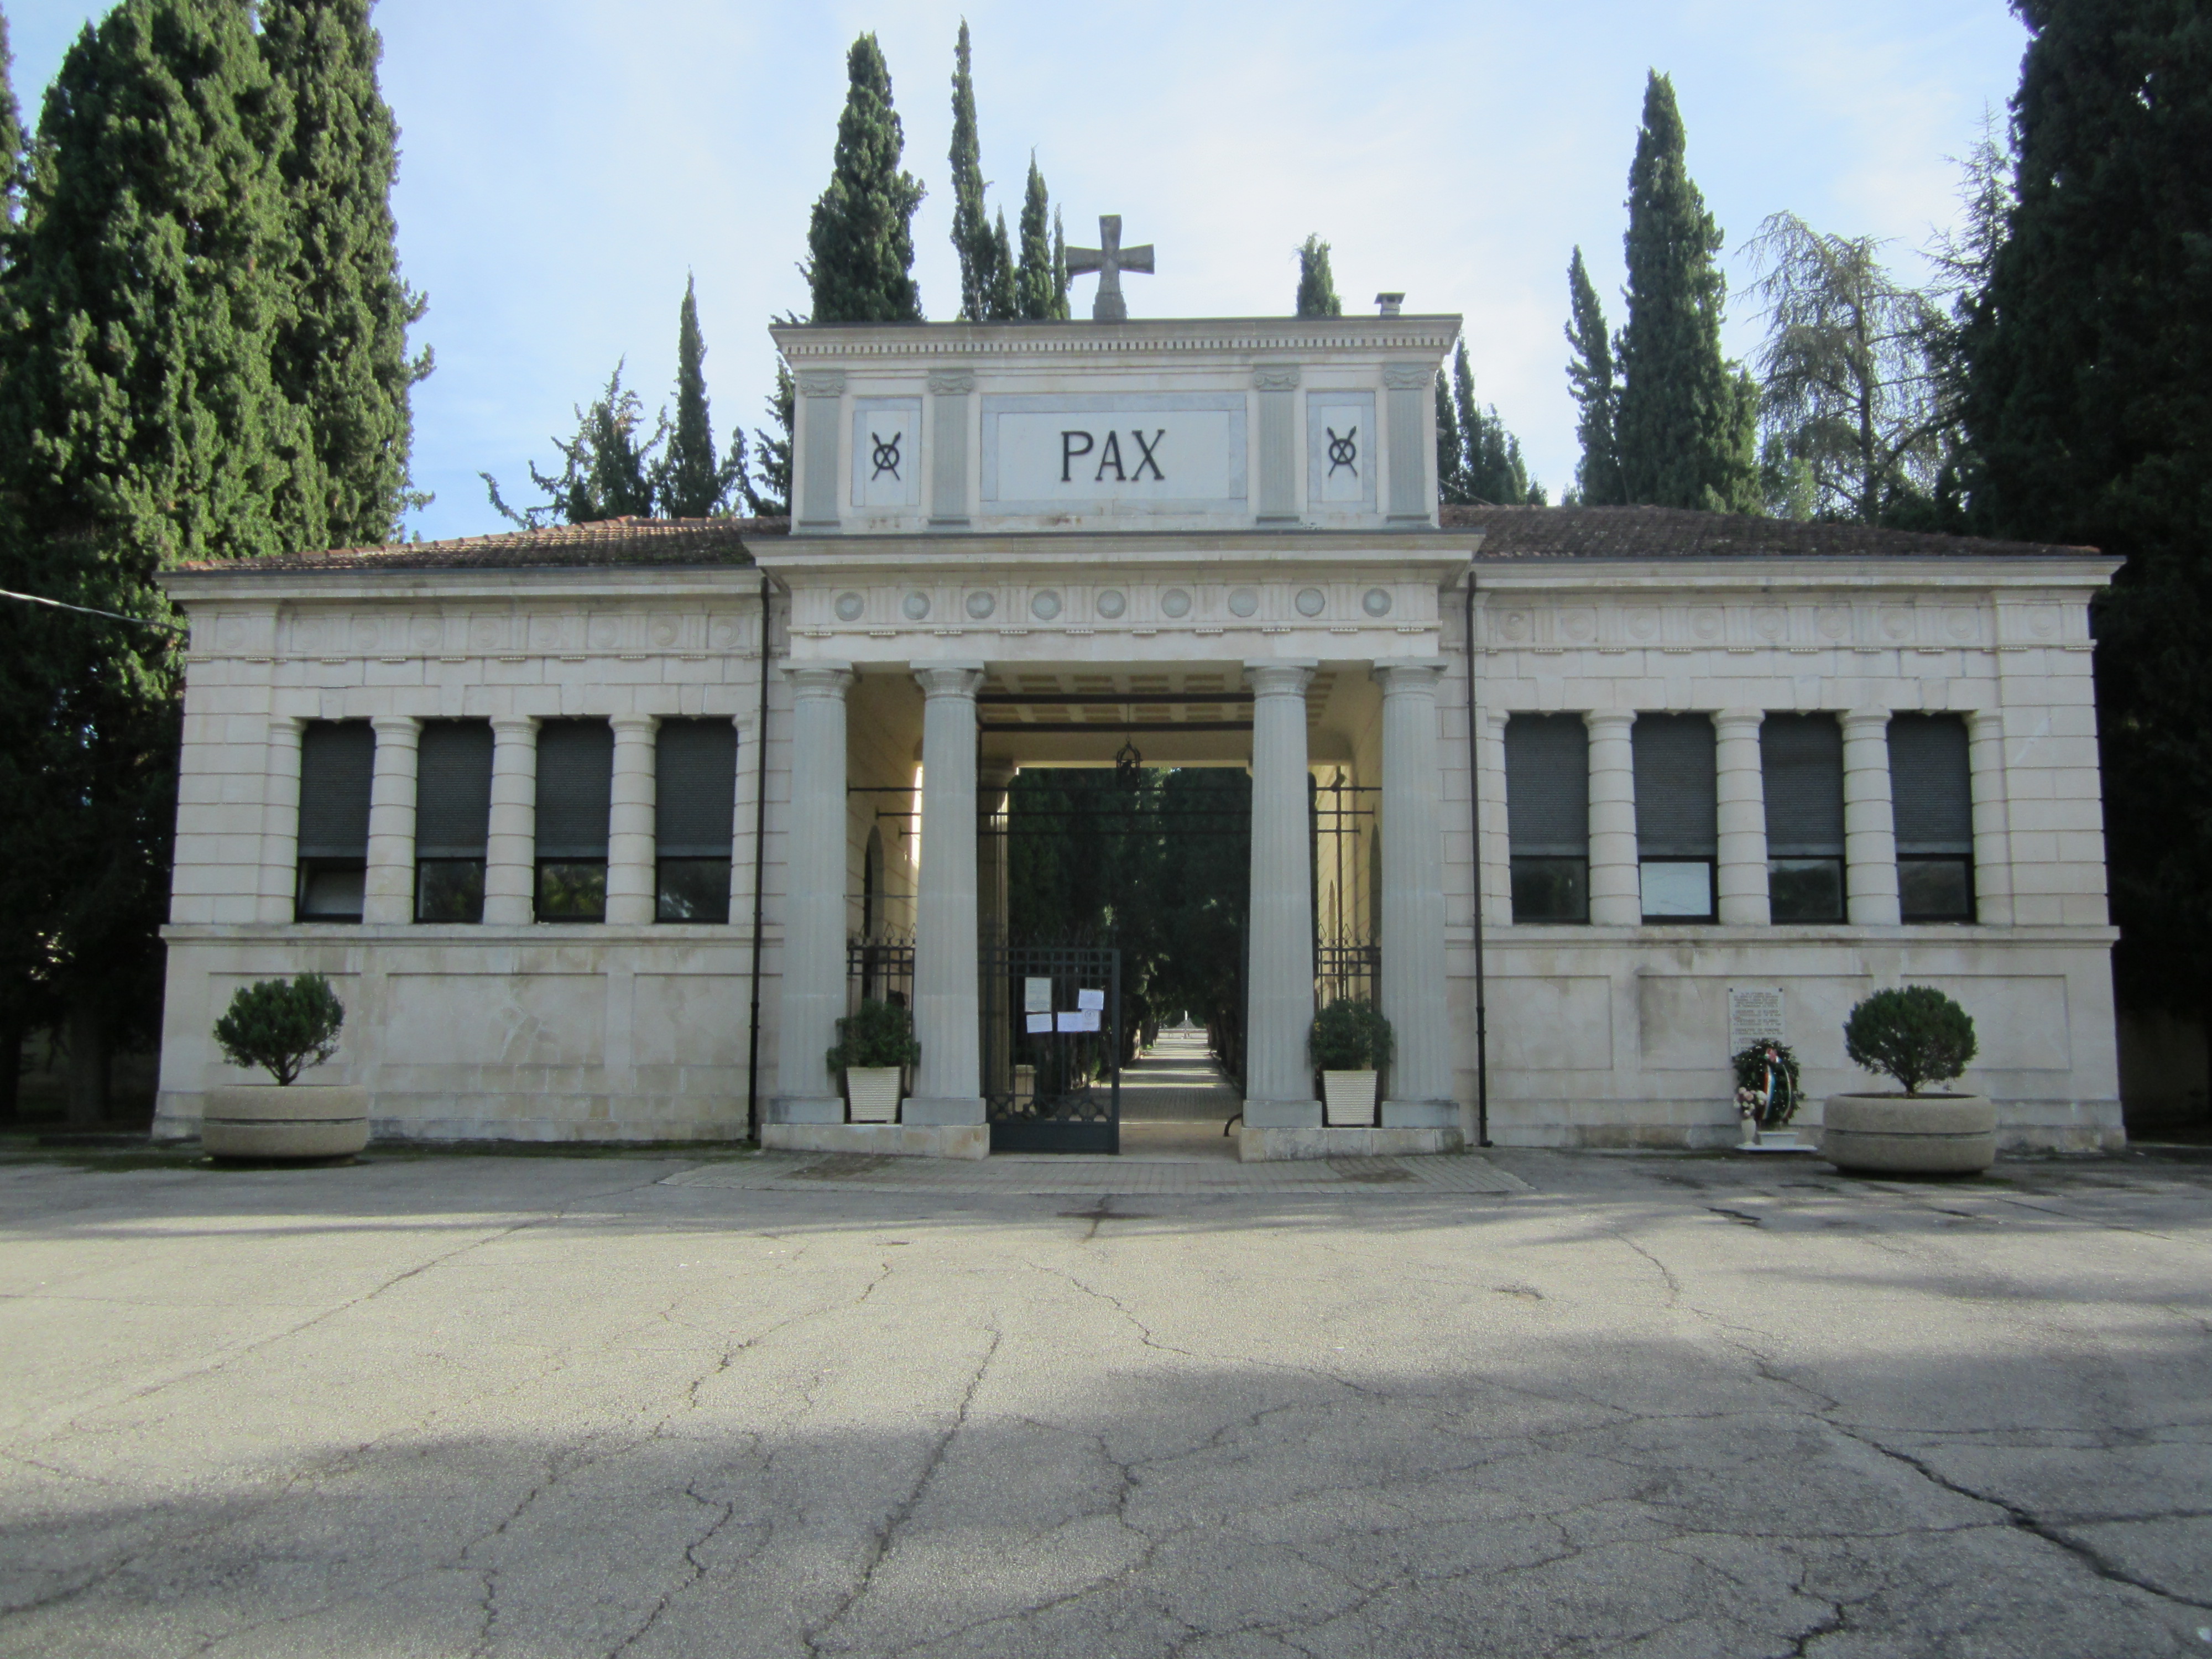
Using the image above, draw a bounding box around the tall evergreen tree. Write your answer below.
[482,364,664,529]
[745,355,795,517]
[1051,206,1070,320]
[1295,234,1342,317]
[805,33,924,325]
[0,4,33,1123]
[0,0,316,1117]
[1016,155,1055,320]
[0,8,22,232]
[1434,371,1463,504]
[947,19,995,323]
[655,276,742,518]
[1451,341,1480,489]
[1563,246,1622,504]
[259,0,430,549]
[1613,71,1754,513]
[986,208,1018,321]
[1964,0,2212,1021]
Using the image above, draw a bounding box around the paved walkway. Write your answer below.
[1112,1026,1243,1162]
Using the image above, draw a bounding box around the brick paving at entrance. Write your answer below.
[662,1152,1528,1194]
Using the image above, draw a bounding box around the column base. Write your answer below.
[900,1095,987,1126]
[1382,1099,1458,1129]
[762,1122,989,1160]
[1241,1097,1322,1129]
[1240,1125,1466,1162]
[768,1095,845,1126]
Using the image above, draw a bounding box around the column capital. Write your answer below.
[611,712,660,735]
[1373,660,1446,697]
[1584,709,1636,734]
[784,662,854,700]
[913,663,986,700]
[1713,707,1765,733]
[491,714,538,737]
[369,714,421,740]
[1244,659,1317,697]
[1841,707,1893,733]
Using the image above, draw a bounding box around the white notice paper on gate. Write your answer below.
[1025,977,1053,1014]
[1025,1013,1053,1034]
[1077,988,1105,1012]
[1056,1010,1099,1033]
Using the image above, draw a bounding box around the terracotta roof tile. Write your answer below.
[1443,503,2096,560]
[174,515,788,575]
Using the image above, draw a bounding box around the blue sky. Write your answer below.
[9,1,2028,542]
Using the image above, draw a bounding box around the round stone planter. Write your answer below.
[1822,1093,1996,1176]
[844,1067,902,1124]
[201,1084,369,1160]
[1322,1070,1378,1128]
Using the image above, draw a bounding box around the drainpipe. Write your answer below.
[744,570,778,1144]
[1464,570,1490,1146]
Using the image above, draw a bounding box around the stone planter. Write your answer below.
[845,1067,902,1124]
[201,1084,369,1160]
[1322,1070,1378,1128]
[1822,1093,1996,1175]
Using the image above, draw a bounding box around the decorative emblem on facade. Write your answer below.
[1295,588,1327,618]
[1031,591,1062,622]
[1326,427,1359,477]
[1095,589,1128,619]
[1363,588,1394,618]
[966,591,997,620]
[834,592,865,622]
[902,592,931,621]
[1160,589,1192,619]
[869,431,903,481]
[1228,588,1259,618]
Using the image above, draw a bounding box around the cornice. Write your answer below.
[769,315,1462,361]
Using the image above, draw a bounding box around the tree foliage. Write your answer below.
[654,276,748,518]
[213,973,345,1086]
[1613,71,1756,513]
[1843,985,1977,1095]
[1563,246,1623,505]
[482,364,664,529]
[1295,233,1342,318]
[1437,341,1543,505]
[805,33,924,325]
[947,19,996,323]
[1015,155,1067,320]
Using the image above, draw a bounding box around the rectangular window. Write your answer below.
[1504,713,1589,922]
[1891,713,1975,921]
[414,720,493,922]
[295,721,374,921]
[1633,713,1717,922]
[1762,713,1846,923]
[534,718,612,922]
[655,719,737,922]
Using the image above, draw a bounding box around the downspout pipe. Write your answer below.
[744,569,779,1145]
[1464,567,1490,1147]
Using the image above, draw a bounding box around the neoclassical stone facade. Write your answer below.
[152,314,2124,1154]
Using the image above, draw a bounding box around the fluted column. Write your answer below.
[483,717,538,925]
[364,716,421,925]
[1843,709,1901,926]
[1376,663,1453,1126]
[1244,660,1320,1125]
[1585,711,1640,926]
[1968,709,2012,926]
[258,718,305,922]
[1714,709,1769,926]
[606,715,659,925]
[907,665,987,1123]
[775,666,853,1121]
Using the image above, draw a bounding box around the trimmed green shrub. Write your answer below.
[1308,998,1395,1072]
[827,999,921,1072]
[212,974,346,1086]
[1843,985,1977,1095]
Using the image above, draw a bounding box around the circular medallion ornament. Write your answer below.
[1228,588,1259,618]
[1295,587,1327,618]
[833,592,865,622]
[1160,589,1192,619]
[1095,589,1127,619]
[1031,591,1062,621]
[1363,587,1394,618]
[966,591,997,620]
[902,591,931,621]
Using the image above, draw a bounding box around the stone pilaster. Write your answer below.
[1244,660,1320,1125]
[1478,708,1512,922]
[775,665,853,1122]
[907,665,987,1124]
[795,370,847,533]
[1714,709,1770,926]
[483,718,538,926]
[1254,364,1301,524]
[1967,709,2012,926]
[258,718,305,924]
[1375,662,1453,1126]
[1585,711,1640,926]
[606,714,659,926]
[1842,709,1901,926]
[364,716,421,925]
[928,369,973,529]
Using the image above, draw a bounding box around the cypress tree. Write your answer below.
[0,6,30,1123]
[1051,206,1070,320]
[1564,245,1623,504]
[1434,372,1463,504]
[656,276,733,518]
[1295,234,1342,318]
[1016,155,1054,320]
[987,208,1018,321]
[1451,341,1480,488]
[0,8,20,231]
[1613,71,1754,512]
[746,357,795,517]
[805,33,924,325]
[260,0,430,549]
[1964,0,2212,1019]
[947,20,993,322]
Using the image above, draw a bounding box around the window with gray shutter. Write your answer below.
[1890,713,1975,920]
[1632,713,1717,920]
[1505,714,1589,921]
[535,719,612,920]
[655,719,737,922]
[295,721,373,921]
[1762,713,1845,922]
[415,721,493,922]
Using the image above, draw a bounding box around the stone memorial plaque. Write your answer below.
[981,393,1246,509]
[1024,977,1053,1014]
[1729,988,1786,1051]
[851,399,921,509]
[1308,392,1375,507]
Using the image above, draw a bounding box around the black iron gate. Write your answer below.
[981,944,1120,1153]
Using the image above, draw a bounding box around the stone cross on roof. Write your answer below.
[1066,215,1155,322]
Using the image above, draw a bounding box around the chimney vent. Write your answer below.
[1375,292,1405,316]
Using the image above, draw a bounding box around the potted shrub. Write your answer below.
[1825,985,1995,1175]
[827,1000,921,1124]
[205,974,368,1160]
[1309,998,1395,1128]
